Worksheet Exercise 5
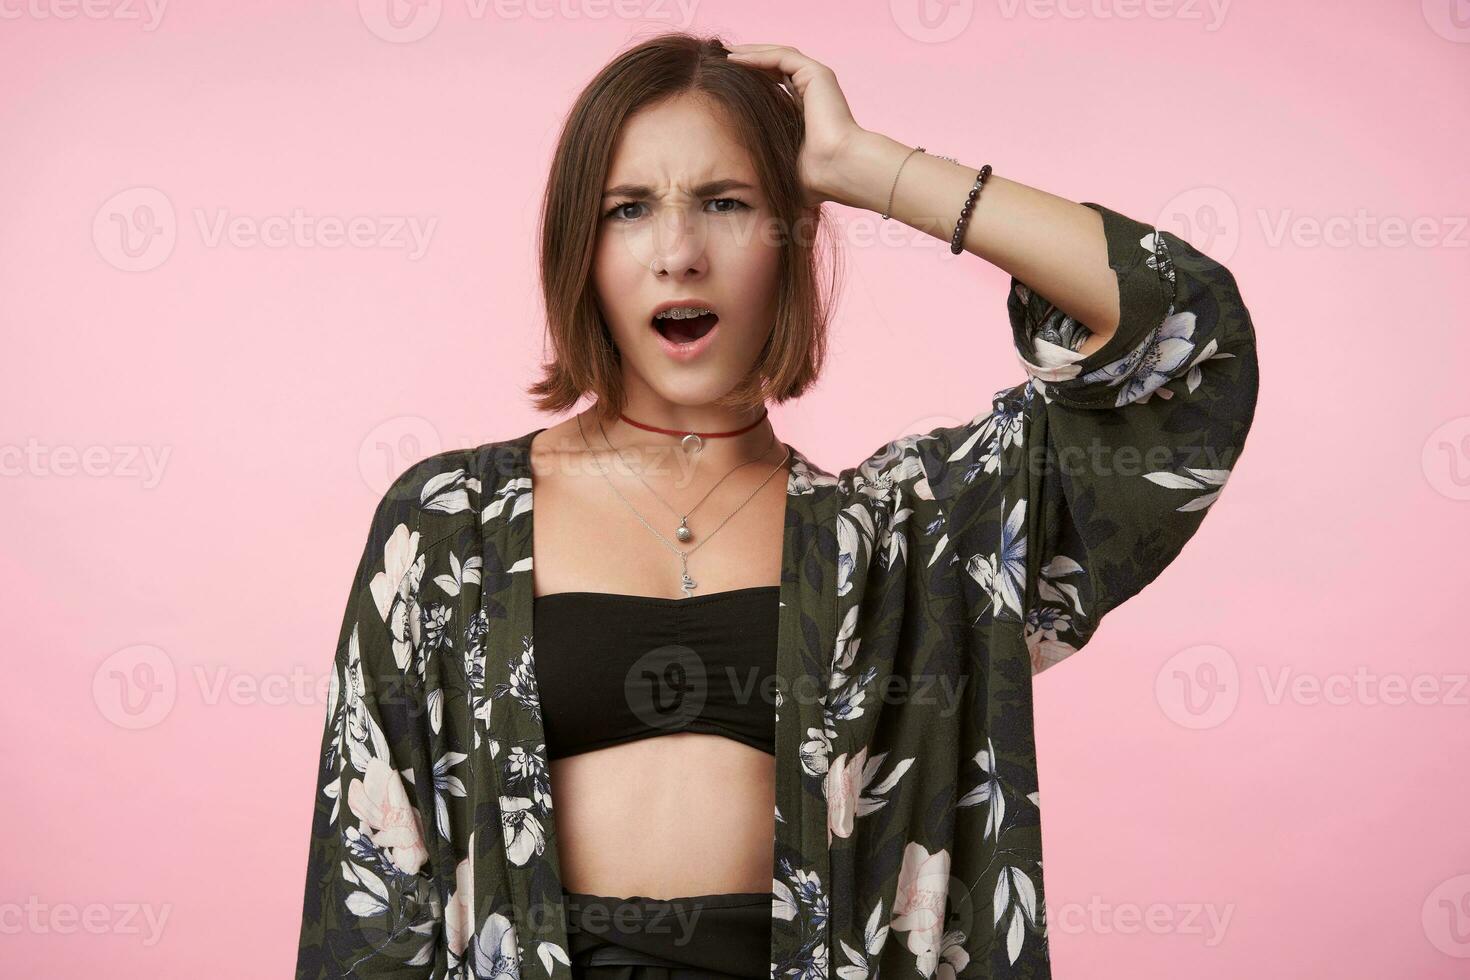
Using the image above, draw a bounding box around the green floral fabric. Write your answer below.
[294,201,1260,979]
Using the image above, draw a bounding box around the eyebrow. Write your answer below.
[601,179,756,200]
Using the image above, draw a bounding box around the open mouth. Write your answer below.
[651,311,720,344]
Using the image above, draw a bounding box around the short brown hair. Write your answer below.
[526,31,840,419]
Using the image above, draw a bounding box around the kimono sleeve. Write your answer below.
[932,201,1260,674]
[294,476,444,978]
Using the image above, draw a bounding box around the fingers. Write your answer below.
[726,44,810,105]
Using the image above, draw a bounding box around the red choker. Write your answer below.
[618,408,769,453]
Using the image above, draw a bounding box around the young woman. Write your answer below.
[295,33,1260,980]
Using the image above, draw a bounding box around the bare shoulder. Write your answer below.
[527,416,600,485]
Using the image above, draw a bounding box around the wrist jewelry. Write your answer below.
[879,146,993,256]
[950,163,993,255]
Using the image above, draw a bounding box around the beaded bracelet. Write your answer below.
[950,163,993,255]
[879,147,992,256]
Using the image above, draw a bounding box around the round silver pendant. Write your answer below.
[676,521,692,542]
[680,432,703,454]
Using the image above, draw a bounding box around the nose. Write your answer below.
[648,207,708,277]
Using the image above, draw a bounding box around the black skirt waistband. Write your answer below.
[561,889,771,977]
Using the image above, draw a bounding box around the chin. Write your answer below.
[640,372,741,408]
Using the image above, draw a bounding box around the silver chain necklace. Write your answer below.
[594,413,775,543]
[576,411,791,598]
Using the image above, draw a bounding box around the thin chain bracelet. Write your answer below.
[881,146,922,221]
[950,163,993,255]
[881,146,960,220]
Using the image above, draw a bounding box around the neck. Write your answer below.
[612,394,766,437]
[578,402,782,491]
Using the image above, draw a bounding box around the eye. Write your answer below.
[601,198,752,222]
[603,200,645,221]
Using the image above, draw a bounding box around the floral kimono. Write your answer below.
[294,201,1260,979]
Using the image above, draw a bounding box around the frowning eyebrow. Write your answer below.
[601,179,756,200]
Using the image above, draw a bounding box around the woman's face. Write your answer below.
[592,92,782,413]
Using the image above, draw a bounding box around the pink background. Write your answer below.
[3,1,1468,976]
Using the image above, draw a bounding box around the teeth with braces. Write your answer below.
[654,307,715,319]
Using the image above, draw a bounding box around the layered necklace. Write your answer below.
[575,408,790,598]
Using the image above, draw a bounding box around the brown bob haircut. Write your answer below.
[526,31,840,420]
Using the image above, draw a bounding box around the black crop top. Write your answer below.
[532,586,780,761]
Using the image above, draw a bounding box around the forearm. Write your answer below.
[823,130,1122,353]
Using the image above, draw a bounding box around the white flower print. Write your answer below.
[504,743,552,814]
[341,625,397,782]
[891,842,953,977]
[482,475,532,524]
[493,637,541,722]
[499,794,546,866]
[433,549,482,597]
[1143,465,1234,511]
[420,467,476,515]
[537,939,570,975]
[469,911,521,978]
[789,451,840,494]
[429,750,467,844]
[850,437,930,507]
[948,400,1024,485]
[826,747,915,844]
[348,756,430,875]
[1024,604,1080,673]
[800,724,834,779]
[1035,554,1086,614]
[936,930,971,980]
[957,737,1007,840]
[1078,310,1198,406]
[836,500,874,600]
[773,861,830,979]
[964,497,1026,621]
[445,845,474,958]
[368,523,427,671]
[832,603,861,676]
[993,865,1039,965]
[834,899,890,980]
